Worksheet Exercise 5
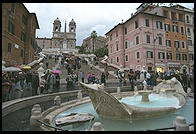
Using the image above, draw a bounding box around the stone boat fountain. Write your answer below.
[79,77,187,120]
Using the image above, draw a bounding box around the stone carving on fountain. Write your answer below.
[79,77,187,120]
[80,83,131,120]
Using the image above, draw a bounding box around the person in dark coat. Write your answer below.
[55,74,60,92]
[101,72,106,86]
[32,72,39,96]
[128,69,135,91]
[26,71,32,89]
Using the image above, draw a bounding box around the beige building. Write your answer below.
[82,36,106,53]
[36,18,76,50]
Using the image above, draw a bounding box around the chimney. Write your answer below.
[131,13,133,17]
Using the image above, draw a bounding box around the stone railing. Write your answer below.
[2,85,133,117]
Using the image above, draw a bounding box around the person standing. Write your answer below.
[2,73,12,102]
[128,69,135,91]
[100,72,106,86]
[32,72,39,96]
[26,71,32,90]
[39,75,46,94]
[87,72,92,84]
[55,74,60,92]
[46,61,49,69]
[80,71,85,83]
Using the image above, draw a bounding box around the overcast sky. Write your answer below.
[24,3,194,46]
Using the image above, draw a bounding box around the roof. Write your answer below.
[105,23,122,36]
[30,13,40,29]
[105,11,165,36]
[22,3,40,29]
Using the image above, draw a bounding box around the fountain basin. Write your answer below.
[79,79,186,120]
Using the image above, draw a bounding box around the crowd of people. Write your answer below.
[2,68,62,102]
[116,68,194,92]
[2,53,193,102]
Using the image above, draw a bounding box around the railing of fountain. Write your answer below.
[36,119,68,131]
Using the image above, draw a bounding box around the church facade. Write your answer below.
[36,18,76,50]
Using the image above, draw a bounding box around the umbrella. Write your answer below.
[2,67,22,72]
[15,65,20,68]
[23,66,31,69]
[52,70,62,74]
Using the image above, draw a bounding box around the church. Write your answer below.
[36,18,76,50]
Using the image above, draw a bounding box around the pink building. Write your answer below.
[106,11,168,72]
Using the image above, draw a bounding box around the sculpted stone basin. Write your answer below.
[79,77,187,120]
[137,90,152,102]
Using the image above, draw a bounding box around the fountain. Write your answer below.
[38,77,192,131]
[78,77,186,120]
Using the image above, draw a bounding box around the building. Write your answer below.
[160,5,190,73]
[82,35,106,53]
[173,5,194,72]
[106,4,167,72]
[2,3,39,66]
[106,3,193,73]
[36,18,76,51]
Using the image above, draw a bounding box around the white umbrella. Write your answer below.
[2,67,22,72]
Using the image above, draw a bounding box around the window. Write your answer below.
[136,52,140,59]
[187,28,191,36]
[116,56,119,63]
[110,34,112,41]
[167,52,172,60]
[181,26,184,34]
[176,53,181,61]
[181,41,185,49]
[22,14,27,25]
[135,20,138,29]
[164,24,170,32]
[158,52,165,59]
[146,51,153,58]
[171,12,177,20]
[156,21,162,29]
[188,40,192,46]
[8,20,15,34]
[145,19,149,27]
[189,53,194,61]
[10,3,15,13]
[116,31,118,38]
[174,41,179,48]
[173,25,178,32]
[182,54,187,61]
[8,43,12,52]
[146,35,150,43]
[179,14,184,22]
[116,42,119,51]
[125,41,128,49]
[111,58,113,64]
[136,36,139,45]
[21,32,26,42]
[158,37,162,45]
[21,49,24,57]
[186,15,190,23]
[166,40,171,47]
[163,10,168,18]
[125,55,128,61]
[124,28,127,35]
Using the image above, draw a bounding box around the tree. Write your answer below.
[90,30,97,52]
[78,46,86,54]
[94,46,108,57]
